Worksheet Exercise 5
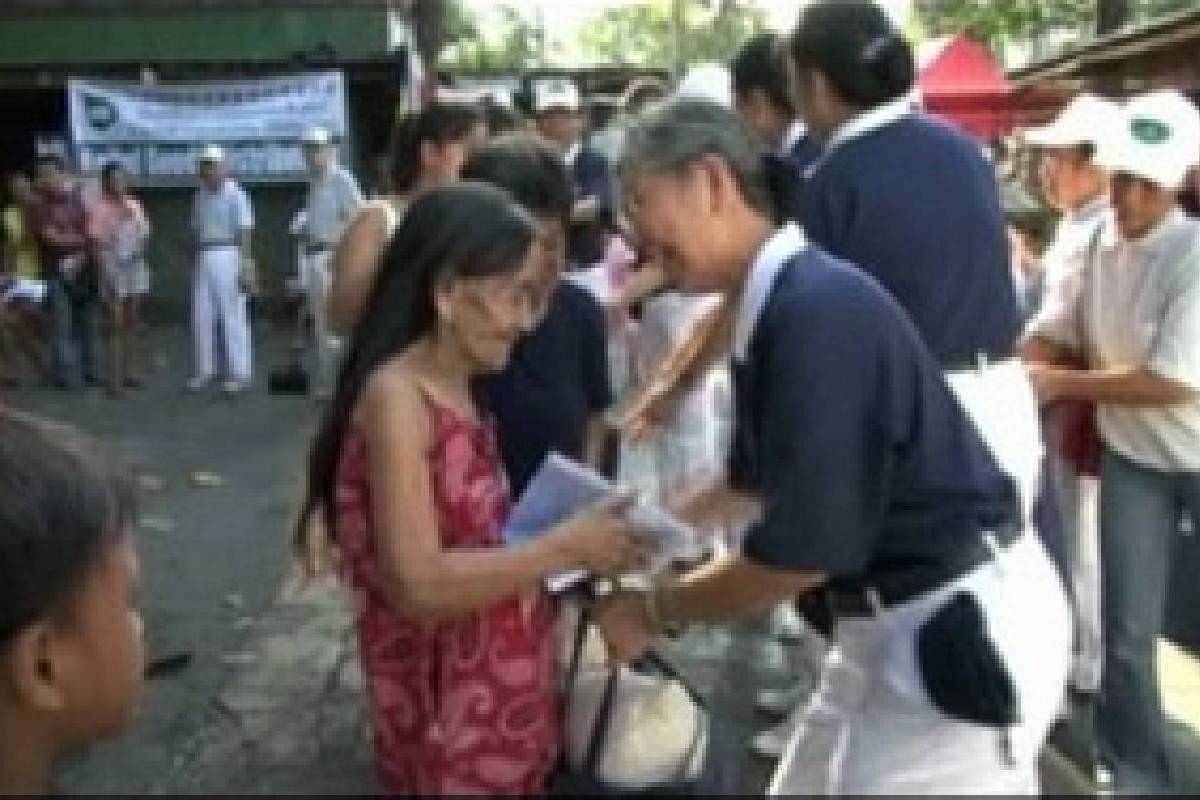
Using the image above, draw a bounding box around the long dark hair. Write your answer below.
[789,0,915,109]
[299,182,537,539]
[390,103,485,193]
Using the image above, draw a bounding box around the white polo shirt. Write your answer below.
[1029,208,1200,470]
[191,179,253,246]
[1041,195,1110,282]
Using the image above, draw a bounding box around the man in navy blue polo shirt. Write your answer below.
[597,99,1070,794]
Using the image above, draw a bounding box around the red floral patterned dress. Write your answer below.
[335,400,560,795]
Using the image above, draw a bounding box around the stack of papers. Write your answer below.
[504,453,701,591]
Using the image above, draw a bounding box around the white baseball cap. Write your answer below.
[301,126,332,146]
[535,80,581,114]
[1024,93,1120,149]
[674,63,733,108]
[1095,90,1200,190]
[197,144,226,163]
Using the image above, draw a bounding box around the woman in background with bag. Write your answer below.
[298,183,644,795]
[90,163,150,395]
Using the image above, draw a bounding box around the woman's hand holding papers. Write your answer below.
[545,493,650,577]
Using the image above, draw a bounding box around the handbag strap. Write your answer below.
[564,602,592,702]
[583,666,620,775]
[564,600,620,776]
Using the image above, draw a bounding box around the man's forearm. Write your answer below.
[1041,365,1195,406]
[658,555,825,625]
[1021,335,1082,367]
[669,477,760,533]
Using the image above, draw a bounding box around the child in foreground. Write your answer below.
[0,409,144,794]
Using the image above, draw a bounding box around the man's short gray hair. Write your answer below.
[619,99,773,216]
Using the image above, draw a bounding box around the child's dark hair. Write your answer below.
[788,0,915,109]
[390,103,485,193]
[461,134,573,230]
[0,410,136,644]
[731,33,795,117]
[299,182,538,539]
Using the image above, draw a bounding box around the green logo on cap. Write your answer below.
[1131,116,1171,145]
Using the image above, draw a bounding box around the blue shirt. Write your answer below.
[788,131,823,175]
[478,281,612,496]
[800,113,1018,366]
[729,234,1017,580]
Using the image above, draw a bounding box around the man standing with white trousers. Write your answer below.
[299,127,362,394]
[188,145,254,395]
[1023,94,1117,712]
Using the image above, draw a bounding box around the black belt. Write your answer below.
[304,243,334,255]
[196,241,237,251]
[818,521,1021,621]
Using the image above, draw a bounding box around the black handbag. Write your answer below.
[551,607,739,796]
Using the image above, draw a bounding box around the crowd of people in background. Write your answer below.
[5,0,1200,795]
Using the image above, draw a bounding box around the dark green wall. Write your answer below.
[0,9,392,65]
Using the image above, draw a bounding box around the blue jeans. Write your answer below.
[1098,448,1200,790]
[46,274,98,387]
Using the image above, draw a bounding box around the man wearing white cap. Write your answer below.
[1026,90,1200,793]
[534,79,614,266]
[299,126,362,394]
[1022,93,1119,712]
[188,144,255,394]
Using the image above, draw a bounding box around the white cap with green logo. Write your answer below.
[1096,90,1200,190]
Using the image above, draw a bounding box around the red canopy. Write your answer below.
[918,35,1014,140]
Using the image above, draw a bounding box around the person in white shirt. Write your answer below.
[1022,93,1119,709]
[1025,90,1200,794]
[299,126,362,394]
[187,145,254,395]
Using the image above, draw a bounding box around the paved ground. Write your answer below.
[4,324,1194,794]
[6,324,320,793]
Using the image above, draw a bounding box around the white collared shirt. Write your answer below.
[1029,195,1111,343]
[564,140,582,169]
[1029,208,1200,470]
[779,121,808,156]
[806,93,917,180]
[305,164,363,245]
[733,222,808,361]
[191,178,253,243]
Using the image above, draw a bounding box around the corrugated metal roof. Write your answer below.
[1009,6,1200,86]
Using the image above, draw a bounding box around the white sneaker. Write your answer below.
[185,375,212,392]
[221,378,250,395]
[751,707,803,760]
[756,680,811,717]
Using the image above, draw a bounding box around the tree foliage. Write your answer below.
[441,3,543,73]
[914,0,1198,53]
[576,0,768,68]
